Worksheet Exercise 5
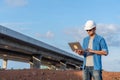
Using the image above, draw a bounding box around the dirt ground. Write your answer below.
[0,69,120,80]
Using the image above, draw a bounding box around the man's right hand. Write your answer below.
[74,49,84,55]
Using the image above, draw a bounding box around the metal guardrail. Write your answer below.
[0,25,83,61]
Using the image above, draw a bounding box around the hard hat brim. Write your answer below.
[84,26,95,30]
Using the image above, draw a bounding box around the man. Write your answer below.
[75,20,108,80]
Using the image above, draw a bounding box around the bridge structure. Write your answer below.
[0,25,83,70]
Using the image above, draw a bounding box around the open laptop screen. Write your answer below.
[68,42,83,52]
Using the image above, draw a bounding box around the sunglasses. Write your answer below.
[86,29,93,32]
[86,28,95,32]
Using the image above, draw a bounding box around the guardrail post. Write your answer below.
[60,61,67,70]
[30,55,42,69]
[2,59,8,69]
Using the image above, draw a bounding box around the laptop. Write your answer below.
[68,42,83,52]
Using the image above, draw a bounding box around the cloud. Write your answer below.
[64,24,120,47]
[0,22,54,39]
[64,27,87,42]
[116,15,120,19]
[97,24,120,47]
[103,57,120,72]
[4,0,28,7]
[35,31,54,39]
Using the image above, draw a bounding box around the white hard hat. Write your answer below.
[84,20,96,30]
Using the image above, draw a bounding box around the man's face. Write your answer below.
[86,27,96,36]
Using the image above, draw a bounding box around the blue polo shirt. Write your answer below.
[82,34,108,70]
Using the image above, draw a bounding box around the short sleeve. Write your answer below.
[100,38,109,55]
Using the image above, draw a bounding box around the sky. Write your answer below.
[0,0,120,72]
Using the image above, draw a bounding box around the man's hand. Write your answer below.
[74,49,84,55]
[87,48,94,53]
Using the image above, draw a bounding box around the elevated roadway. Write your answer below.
[0,25,83,70]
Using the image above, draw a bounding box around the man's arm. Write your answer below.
[87,48,107,56]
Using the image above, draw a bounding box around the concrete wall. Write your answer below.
[0,69,120,80]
